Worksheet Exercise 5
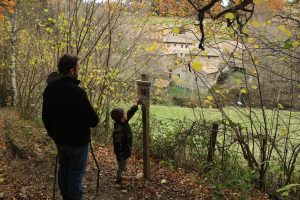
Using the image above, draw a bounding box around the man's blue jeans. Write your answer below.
[56,143,89,200]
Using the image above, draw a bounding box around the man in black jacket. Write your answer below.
[42,54,99,200]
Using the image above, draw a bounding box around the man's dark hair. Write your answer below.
[58,54,79,74]
[110,108,124,122]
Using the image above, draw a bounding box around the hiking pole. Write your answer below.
[52,154,58,200]
[90,141,100,193]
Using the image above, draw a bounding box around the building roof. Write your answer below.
[191,47,219,57]
[163,33,198,44]
[154,78,170,88]
[211,40,245,52]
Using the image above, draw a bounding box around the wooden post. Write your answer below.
[207,123,219,163]
[136,74,151,179]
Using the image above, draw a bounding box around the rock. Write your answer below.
[161,179,168,184]
[20,187,26,194]
[0,192,5,199]
[136,172,143,179]
[122,190,127,193]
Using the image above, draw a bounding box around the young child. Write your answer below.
[110,99,142,184]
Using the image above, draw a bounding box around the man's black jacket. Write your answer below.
[113,105,138,161]
[42,72,99,146]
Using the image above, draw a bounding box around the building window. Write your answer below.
[174,44,176,47]
[181,44,183,48]
[186,44,188,48]
[180,53,183,57]
[177,74,181,78]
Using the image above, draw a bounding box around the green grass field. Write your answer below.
[123,103,300,139]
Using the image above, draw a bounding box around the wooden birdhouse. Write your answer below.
[136,74,151,100]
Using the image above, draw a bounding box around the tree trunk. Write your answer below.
[10,0,18,107]
[104,96,110,143]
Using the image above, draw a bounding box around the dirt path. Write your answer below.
[0,109,211,200]
[0,118,140,200]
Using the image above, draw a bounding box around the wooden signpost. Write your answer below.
[136,74,151,179]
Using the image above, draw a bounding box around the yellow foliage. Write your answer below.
[266,20,272,26]
[225,13,235,20]
[278,25,285,31]
[201,51,208,56]
[292,41,299,47]
[277,103,284,109]
[235,79,242,85]
[242,28,249,34]
[254,44,260,48]
[191,61,203,71]
[247,37,255,44]
[173,27,180,35]
[252,21,260,28]
[175,59,181,65]
[285,30,292,37]
[207,96,213,101]
[204,99,211,104]
[172,74,184,84]
[0,0,16,20]
[145,42,159,52]
[252,85,258,90]
[240,88,247,94]
[278,25,293,37]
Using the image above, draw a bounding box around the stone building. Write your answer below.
[160,33,245,92]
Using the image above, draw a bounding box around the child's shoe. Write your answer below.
[116,177,122,184]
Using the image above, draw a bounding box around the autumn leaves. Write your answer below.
[0,0,16,21]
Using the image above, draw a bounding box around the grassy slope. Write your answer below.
[123,103,300,139]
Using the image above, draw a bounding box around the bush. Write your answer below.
[172,96,199,108]
[130,116,265,197]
